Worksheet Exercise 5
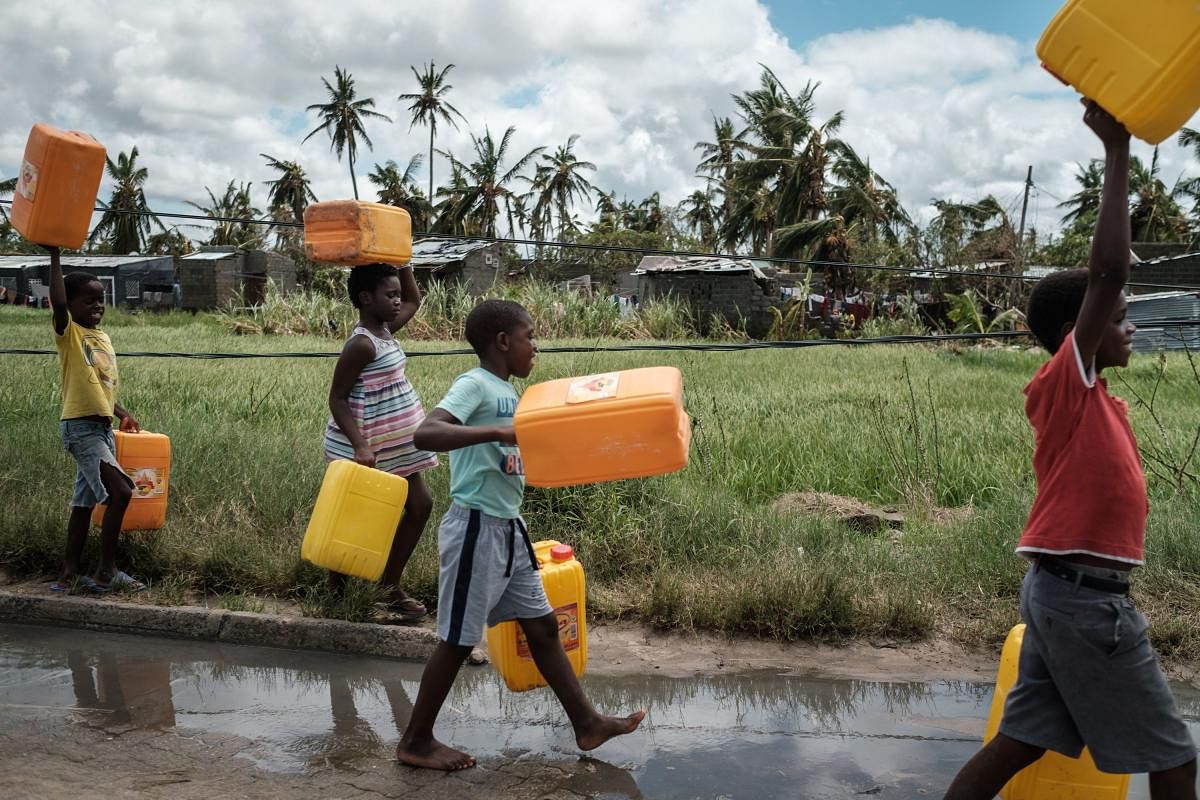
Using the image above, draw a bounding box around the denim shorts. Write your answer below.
[999,563,1197,773]
[60,419,122,508]
[436,504,553,647]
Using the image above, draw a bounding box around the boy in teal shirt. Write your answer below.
[399,299,644,771]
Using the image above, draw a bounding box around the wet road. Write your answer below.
[0,623,1196,799]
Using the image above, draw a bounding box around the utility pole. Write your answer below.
[1016,165,1034,273]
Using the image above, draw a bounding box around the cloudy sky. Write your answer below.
[2,0,1198,241]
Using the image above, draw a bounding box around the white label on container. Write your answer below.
[128,467,166,498]
[16,159,37,201]
[565,372,620,404]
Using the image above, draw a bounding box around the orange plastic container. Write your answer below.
[91,431,171,531]
[486,540,587,691]
[983,624,1130,799]
[10,124,106,249]
[1037,0,1200,144]
[514,366,690,488]
[303,200,412,266]
[301,459,408,581]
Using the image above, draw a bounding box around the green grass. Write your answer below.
[2,306,1198,655]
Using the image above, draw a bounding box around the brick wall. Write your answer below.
[637,272,782,338]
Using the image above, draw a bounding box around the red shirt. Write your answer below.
[1017,331,1148,565]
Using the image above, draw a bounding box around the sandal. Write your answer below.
[91,570,147,593]
[377,590,427,621]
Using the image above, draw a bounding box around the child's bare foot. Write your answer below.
[575,710,646,751]
[395,738,475,771]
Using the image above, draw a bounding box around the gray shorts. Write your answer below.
[436,504,553,647]
[999,562,1197,774]
[60,419,124,508]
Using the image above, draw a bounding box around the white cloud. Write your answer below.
[1,1,1197,246]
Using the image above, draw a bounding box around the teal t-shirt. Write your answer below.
[436,367,524,519]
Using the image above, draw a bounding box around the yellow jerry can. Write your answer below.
[1037,0,1200,144]
[303,200,413,266]
[92,430,171,531]
[984,624,1130,800]
[11,124,106,249]
[301,460,408,581]
[486,540,587,692]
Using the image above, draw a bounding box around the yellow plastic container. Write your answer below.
[1037,0,1200,144]
[514,366,691,488]
[983,624,1130,799]
[11,124,106,249]
[303,200,412,266]
[301,459,408,581]
[486,540,587,692]
[91,431,171,531]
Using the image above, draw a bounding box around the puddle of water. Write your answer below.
[0,623,1196,799]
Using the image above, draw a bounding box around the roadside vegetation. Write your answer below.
[2,307,1197,658]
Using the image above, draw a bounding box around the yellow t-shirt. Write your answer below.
[55,318,118,420]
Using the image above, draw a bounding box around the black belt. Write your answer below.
[1037,558,1130,595]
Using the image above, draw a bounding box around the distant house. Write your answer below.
[633,255,781,338]
[178,247,298,310]
[0,254,175,308]
[1127,290,1200,352]
[1131,248,1200,293]
[409,238,502,295]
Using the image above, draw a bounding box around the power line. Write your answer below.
[2,199,1196,291]
[0,332,1036,361]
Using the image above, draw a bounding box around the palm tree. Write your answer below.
[439,126,543,238]
[1058,159,1106,228]
[1178,128,1200,233]
[0,176,15,226]
[528,135,597,241]
[399,61,467,205]
[187,181,264,248]
[368,156,432,231]
[88,147,164,254]
[303,66,392,199]
[682,188,719,249]
[261,154,317,222]
[694,115,739,226]
[1129,148,1190,242]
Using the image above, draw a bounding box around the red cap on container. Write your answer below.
[550,544,574,562]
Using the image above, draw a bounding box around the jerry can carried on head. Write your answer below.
[486,540,587,692]
[983,624,1130,799]
[1037,0,1200,144]
[303,200,413,266]
[301,459,408,581]
[514,366,691,488]
[92,430,171,531]
[11,124,106,249]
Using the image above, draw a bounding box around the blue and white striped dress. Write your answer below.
[323,327,438,476]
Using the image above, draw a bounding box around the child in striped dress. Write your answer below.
[324,263,437,621]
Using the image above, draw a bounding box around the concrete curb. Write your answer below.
[0,590,440,661]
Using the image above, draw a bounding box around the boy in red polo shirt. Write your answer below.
[944,103,1196,799]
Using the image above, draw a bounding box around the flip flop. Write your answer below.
[376,592,427,622]
[49,581,70,593]
[92,570,146,593]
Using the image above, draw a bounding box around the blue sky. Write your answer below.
[763,0,1062,45]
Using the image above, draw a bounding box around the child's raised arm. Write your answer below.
[1074,100,1131,366]
[413,408,516,453]
[47,246,69,335]
[328,336,379,467]
[388,264,422,334]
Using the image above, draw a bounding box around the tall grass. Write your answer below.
[2,307,1198,655]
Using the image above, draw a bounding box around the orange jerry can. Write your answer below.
[486,540,587,692]
[303,200,413,266]
[514,366,691,488]
[92,431,171,531]
[11,124,106,249]
[983,624,1130,799]
[301,460,408,581]
[1037,0,1200,144]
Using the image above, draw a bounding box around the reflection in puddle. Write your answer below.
[0,623,1196,799]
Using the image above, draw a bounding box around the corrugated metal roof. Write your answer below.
[181,251,239,261]
[1127,290,1200,352]
[0,255,173,269]
[633,255,758,276]
[409,238,494,267]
